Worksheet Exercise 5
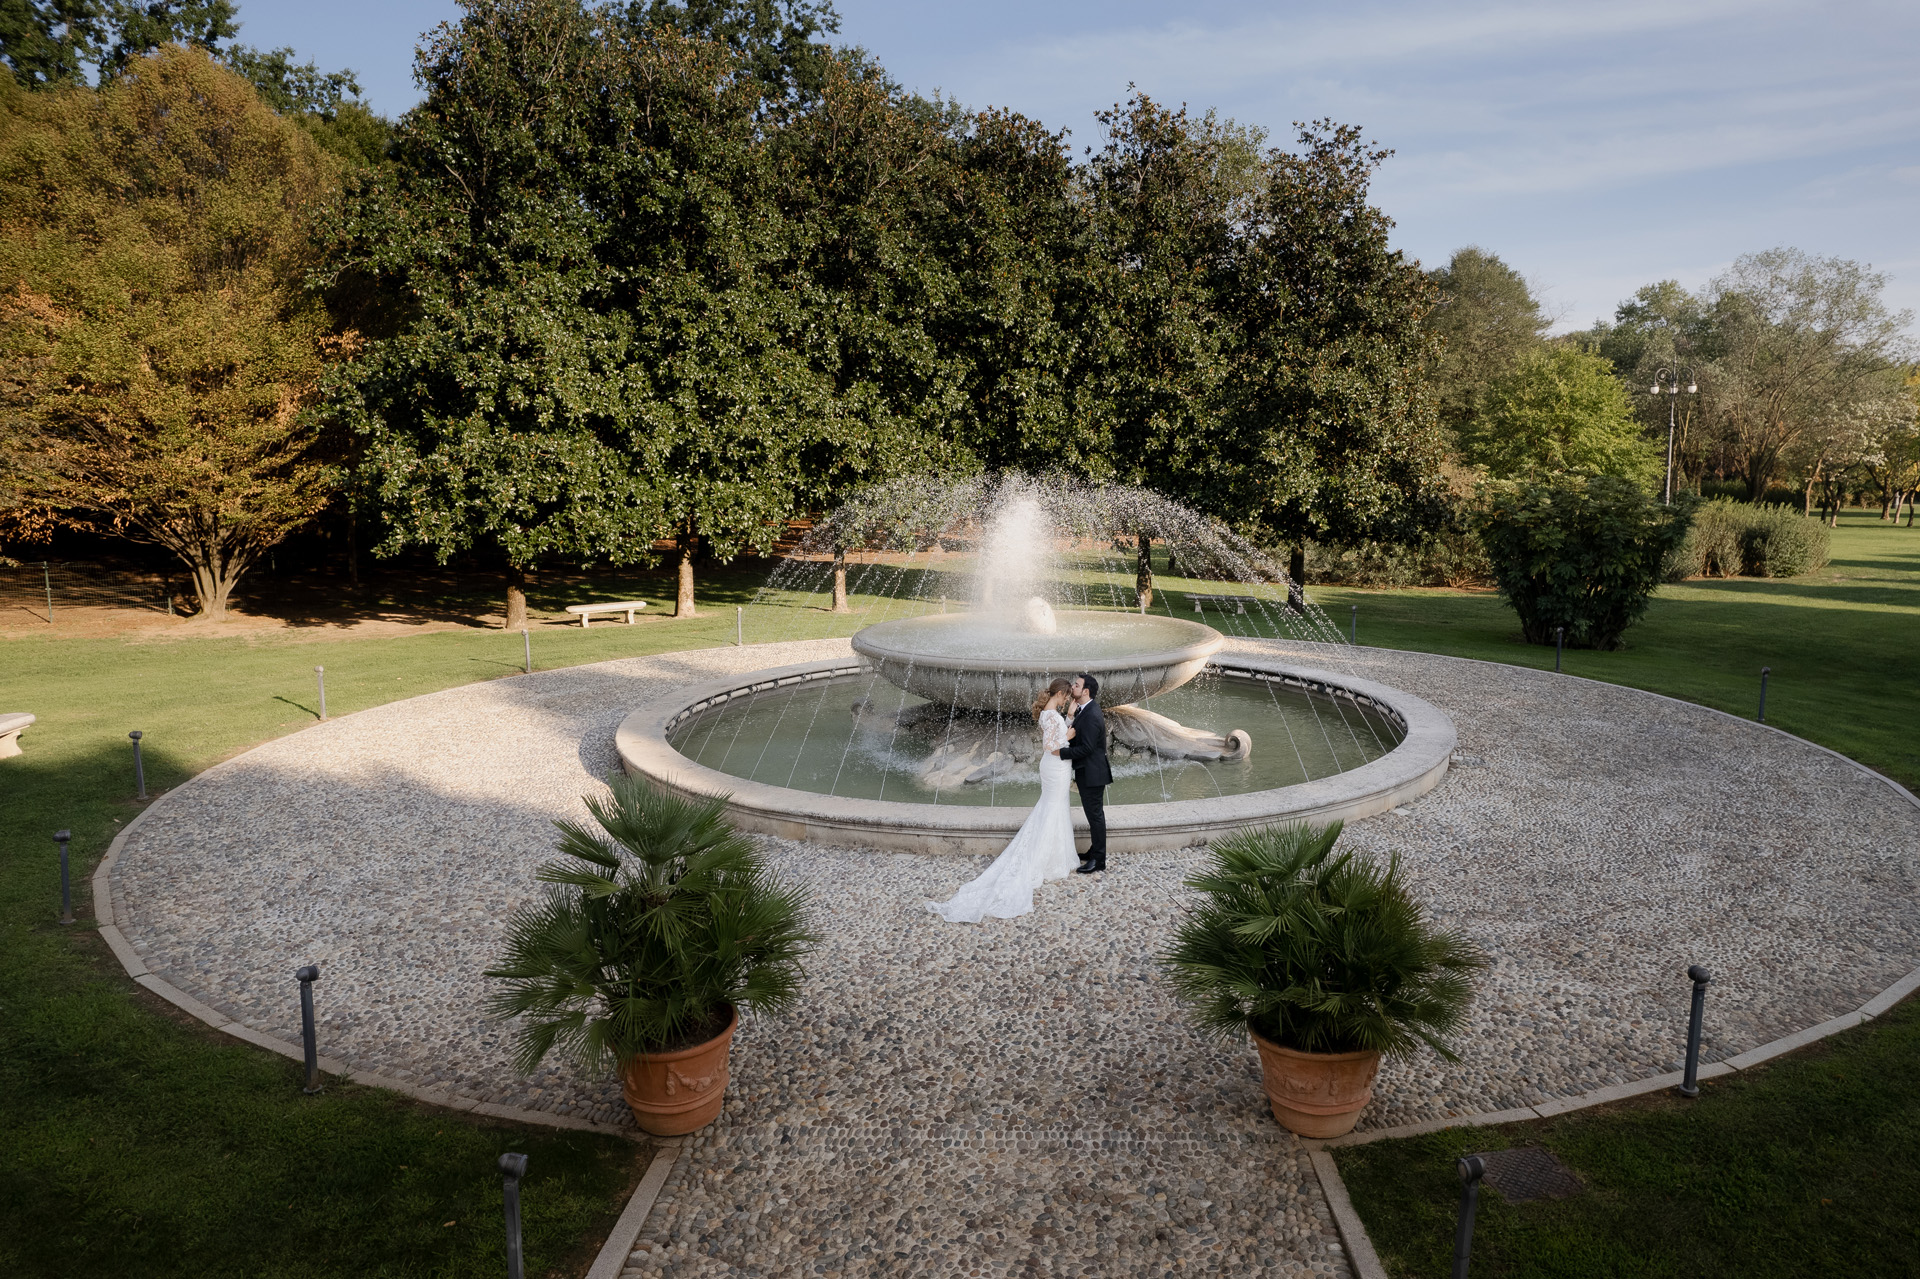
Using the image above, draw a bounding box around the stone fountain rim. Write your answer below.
[850,609,1224,675]
[615,648,1456,856]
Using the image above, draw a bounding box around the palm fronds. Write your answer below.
[485,775,818,1075]
[1163,821,1484,1061]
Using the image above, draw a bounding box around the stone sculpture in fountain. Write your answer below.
[847,492,1252,789]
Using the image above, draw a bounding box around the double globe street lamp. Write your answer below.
[1651,368,1697,506]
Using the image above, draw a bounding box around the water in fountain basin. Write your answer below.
[667,670,1403,807]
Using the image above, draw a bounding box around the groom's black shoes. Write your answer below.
[1074,858,1105,874]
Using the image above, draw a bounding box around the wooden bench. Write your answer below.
[1186,593,1266,615]
[563,600,648,628]
[0,712,34,758]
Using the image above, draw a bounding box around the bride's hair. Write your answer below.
[1030,677,1073,721]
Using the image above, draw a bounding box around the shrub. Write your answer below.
[1664,498,1746,581]
[1162,822,1482,1058]
[486,776,817,1073]
[1475,473,1693,649]
[1740,504,1832,577]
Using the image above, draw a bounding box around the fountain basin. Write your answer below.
[616,651,1456,855]
[850,611,1224,711]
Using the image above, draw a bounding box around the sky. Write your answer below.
[237,0,1920,333]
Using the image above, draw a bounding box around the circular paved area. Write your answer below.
[112,638,1920,1278]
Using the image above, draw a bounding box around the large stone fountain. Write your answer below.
[615,477,1457,853]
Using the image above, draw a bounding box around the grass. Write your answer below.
[1333,994,1920,1277]
[2,511,1914,1274]
[1304,510,1920,792]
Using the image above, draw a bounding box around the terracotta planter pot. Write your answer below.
[1250,1030,1382,1139]
[620,1005,738,1136]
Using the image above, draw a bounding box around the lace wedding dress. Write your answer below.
[927,708,1081,923]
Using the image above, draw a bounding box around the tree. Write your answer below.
[1203,121,1452,566]
[96,0,235,78]
[0,0,105,86]
[330,0,841,624]
[0,48,342,618]
[1699,248,1912,502]
[223,43,391,168]
[325,0,668,628]
[1425,246,1549,441]
[1459,345,1660,485]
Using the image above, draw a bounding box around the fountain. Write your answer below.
[616,476,1455,853]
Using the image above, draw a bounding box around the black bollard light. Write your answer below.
[129,730,147,800]
[315,666,327,720]
[1350,604,1358,644]
[1452,1154,1486,1279]
[296,964,322,1094]
[55,829,73,925]
[1555,626,1564,673]
[500,1152,529,1279]
[1757,667,1771,723]
[1679,964,1711,1097]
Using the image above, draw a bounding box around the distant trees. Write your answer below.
[1583,250,1913,511]
[0,47,343,618]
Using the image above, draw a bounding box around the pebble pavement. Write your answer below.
[110,637,1920,1278]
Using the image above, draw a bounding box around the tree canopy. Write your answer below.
[0,46,342,617]
[1460,346,1659,485]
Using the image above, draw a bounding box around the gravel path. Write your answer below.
[111,638,1920,1278]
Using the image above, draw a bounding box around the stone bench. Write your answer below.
[1185,593,1265,615]
[563,599,648,628]
[0,712,34,758]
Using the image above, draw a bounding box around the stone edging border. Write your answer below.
[1301,647,1920,1279]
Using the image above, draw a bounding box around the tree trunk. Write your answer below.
[1287,546,1307,614]
[505,564,528,631]
[1802,474,1815,516]
[1135,532,1153,610]
[831,547,850,613]
[347,506,359,590]
[676,529,697,618]
[185,550,245,621]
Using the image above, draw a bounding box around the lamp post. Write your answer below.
[1650,367,1697,506]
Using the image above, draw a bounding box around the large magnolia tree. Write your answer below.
[0,47,341,619]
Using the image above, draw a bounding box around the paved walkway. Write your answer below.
[111,639,1920,1277]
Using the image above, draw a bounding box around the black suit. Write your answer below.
[1058,698,1112,867]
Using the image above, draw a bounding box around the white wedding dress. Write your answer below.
[927,708,1082,923]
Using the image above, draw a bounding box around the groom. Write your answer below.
[1058,672,1112,874]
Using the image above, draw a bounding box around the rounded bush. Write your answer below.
[1739,505,1831,578]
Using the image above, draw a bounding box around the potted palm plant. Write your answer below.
[486,776,817,1136]
[1163,821,1483,1138]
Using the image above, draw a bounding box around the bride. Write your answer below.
[926,678,1083,923]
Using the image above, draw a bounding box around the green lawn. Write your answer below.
[1334,995,1920,1277]
[2,511,1913,1274]
[1305,510,1920,792]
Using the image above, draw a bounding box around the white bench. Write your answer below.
[564,599,648,628]
[1186,593,1265,615]
[0,712,34,758]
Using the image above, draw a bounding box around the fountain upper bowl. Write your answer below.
[851,611,1223,711]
